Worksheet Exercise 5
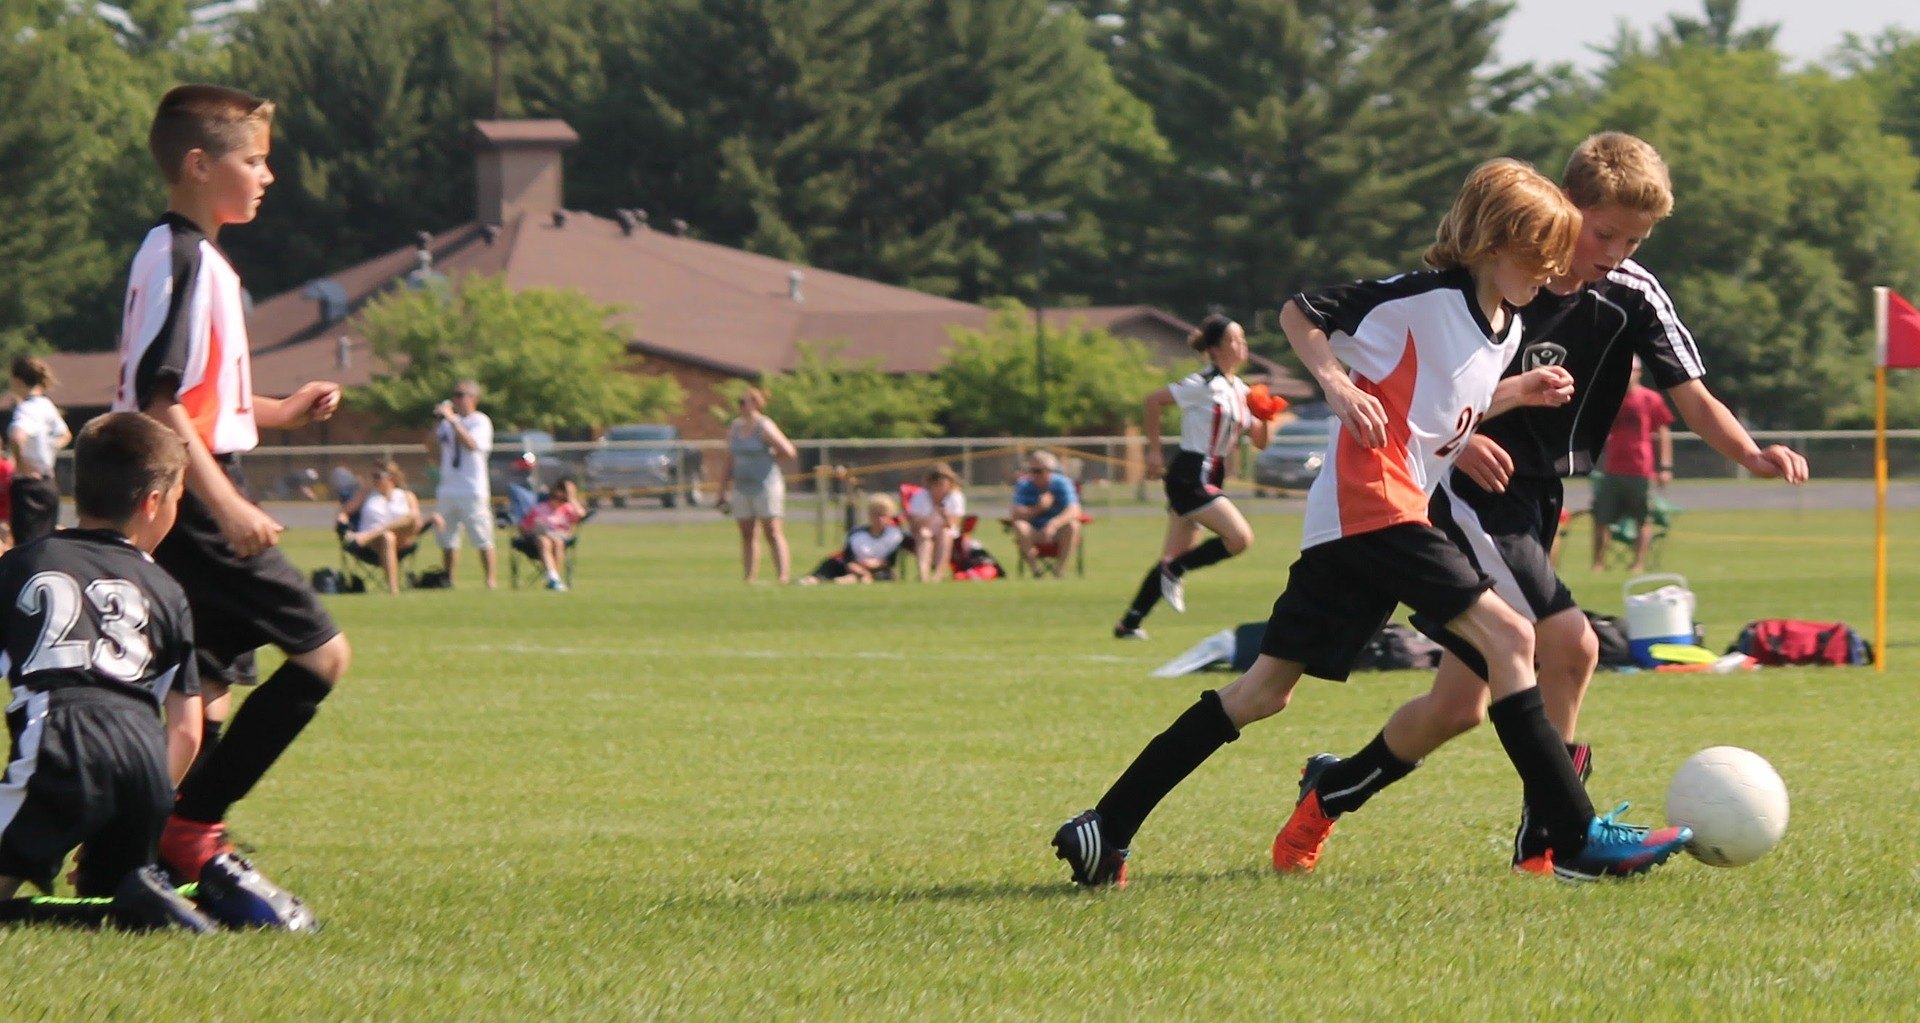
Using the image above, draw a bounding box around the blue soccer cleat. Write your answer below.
[1554,802,1691,882]
[195,853,320,932]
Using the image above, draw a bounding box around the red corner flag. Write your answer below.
[1883,289,1920,369]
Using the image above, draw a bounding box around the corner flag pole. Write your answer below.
[1874,286,1889,672]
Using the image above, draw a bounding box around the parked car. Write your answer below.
[584,423,701,508]
[1252,403,1333,494]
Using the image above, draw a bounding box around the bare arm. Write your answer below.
[253,381,341,432]
[1488,366,1574,418]
[1279,300,1389,449]
[163,691,203,788]
[714,428,734,511]
[1655,424,1674,488]
[143,397,283,555]
[1142,387,1174,478]
[1666,379,1807,482]
[1248,416,1273,450]
[758,418,798,461]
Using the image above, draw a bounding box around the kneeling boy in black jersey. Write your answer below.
[0,413,211,929]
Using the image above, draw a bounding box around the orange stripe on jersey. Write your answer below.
[1335,330,1428,536]
[178,316,224,450]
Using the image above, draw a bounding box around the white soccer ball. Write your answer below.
[1665,746,1789,867]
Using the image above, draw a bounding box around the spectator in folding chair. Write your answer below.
[515,476,587,591]
[1007,449,1085,578]
[800,493,905,585]
[335,460,423,594]
[906,463,968,582]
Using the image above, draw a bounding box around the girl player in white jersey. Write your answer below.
[1114,315,1280,639]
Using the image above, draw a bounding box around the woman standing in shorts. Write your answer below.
[8,356,71,545]
[1114,315,1278,638]
[718,387,798,583]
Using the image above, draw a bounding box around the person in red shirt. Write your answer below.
[1591,358,1673,571]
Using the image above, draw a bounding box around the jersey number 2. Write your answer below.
[17,572,154,684]
[1435,406,1484,459]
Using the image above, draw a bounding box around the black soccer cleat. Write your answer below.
[195,853,320,932]
[111,866,219,933]
[1053,810,1128,889]
[1112,624,1150,641]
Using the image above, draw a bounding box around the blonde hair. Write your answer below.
[1563,132,1674,219]
[866,493,897,517]
[149,84,275,184]
[371,459,407,490]
[1425,158,1580,280]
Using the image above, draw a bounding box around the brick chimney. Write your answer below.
[468,119,580,227]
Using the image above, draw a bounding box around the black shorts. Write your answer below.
[9,475,60,545]
[1431,472,1577,623]
[1260,523,1493,681]
[0,688,170,895]
[1164,451,1226,517]
[155,459,339,674]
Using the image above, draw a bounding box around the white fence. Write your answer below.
[77,429,1920,507]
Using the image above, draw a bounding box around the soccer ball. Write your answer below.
[1665,746,1789,867]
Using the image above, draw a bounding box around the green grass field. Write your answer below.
[8,502,1920,1021]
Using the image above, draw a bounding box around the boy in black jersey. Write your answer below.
[1272,133,1809,876]
[0,413,212,929]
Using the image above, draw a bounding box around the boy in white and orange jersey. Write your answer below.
[1053,159,1691,888]
[113,84,348,922]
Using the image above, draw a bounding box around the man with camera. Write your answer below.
[426,380,496,589]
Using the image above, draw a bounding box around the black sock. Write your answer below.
[1168,537,1234,577]
[184,717,225,790]
[1094,691,1240,848]
[0,895,114,929]
[173,661,333,824]
[1488,688,1592,858]
[1120,562,1168,628]
[1314,732,1418,816]
[1516,743,1593,862]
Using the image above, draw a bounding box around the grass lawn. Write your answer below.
[7,503,1919,1021]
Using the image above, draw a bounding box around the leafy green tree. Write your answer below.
[1839,29,1920,180]
[354,275,681,433]
[0,7,172,351]
[733,344,946,439]
[938,305,1169,435]
[577,0,1163,302]
[1511,34,1920,426]
[1096,0,1520,326]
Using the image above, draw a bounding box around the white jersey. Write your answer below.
[358,488,415,533]
[113,214,259,455]
[435,412,493,499]
[1166,368,1252,468]
[907,487,965,523]
[1292,268,1525,549]
[9,395,68,476]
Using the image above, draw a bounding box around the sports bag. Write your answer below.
[1728,619,1873,666]
[1352,622,1443,671]
[1586,612,1637,669]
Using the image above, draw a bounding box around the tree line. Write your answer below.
[5,0,1920,428]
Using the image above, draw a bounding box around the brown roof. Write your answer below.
[46,211,1313,406]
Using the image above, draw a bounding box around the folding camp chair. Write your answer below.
[1002,511,1092,577]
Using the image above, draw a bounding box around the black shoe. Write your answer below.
[1113,624,1149,640]
[1052,810,1128,888]
[111,866,219,933]
[1511,742,1593,867]
[195,853,320,932]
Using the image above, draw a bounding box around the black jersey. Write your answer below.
[0,529,198,711]
[1481,259,1704,479]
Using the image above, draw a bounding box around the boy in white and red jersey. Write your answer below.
[1054,159,1691,887]
[113,85,349,914]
